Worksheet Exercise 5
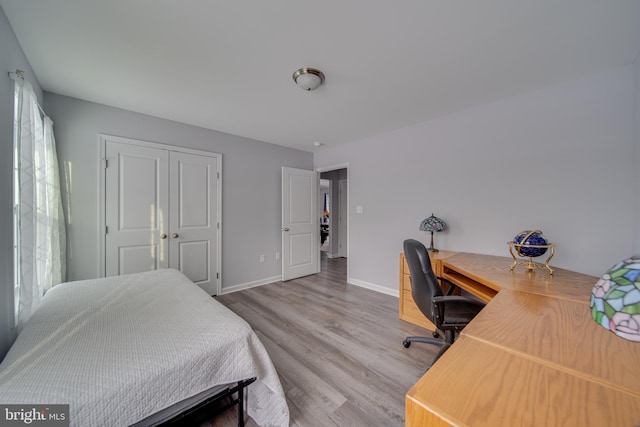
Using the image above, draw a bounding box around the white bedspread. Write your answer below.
[0,269,289,426]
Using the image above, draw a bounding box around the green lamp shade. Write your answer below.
[590,256,640,342]
[419,214,447,233]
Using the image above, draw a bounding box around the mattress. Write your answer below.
[0,269,289,426]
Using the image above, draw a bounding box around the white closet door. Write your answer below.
[169,151,218,295]
[103,137,221,295]
[105,142,169,276]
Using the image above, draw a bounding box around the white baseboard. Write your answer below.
[326,252,340,259]
[219,275,281,295]
[219,274,398,298]
[348,277,399,298]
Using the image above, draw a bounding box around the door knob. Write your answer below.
[160,234,167,239]
[172,233,179,239]
[281,228,290,232]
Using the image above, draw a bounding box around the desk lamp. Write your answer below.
[590,255,640,342]
[419,214,447,252]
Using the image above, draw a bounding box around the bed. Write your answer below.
[0,269,290,426]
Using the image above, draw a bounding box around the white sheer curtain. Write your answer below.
[12,75,66,330]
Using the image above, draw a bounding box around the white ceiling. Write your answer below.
[2,1,639,153]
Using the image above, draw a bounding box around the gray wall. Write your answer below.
[0,8,44,360]
[44,93,312,291]
[315,65,637,294]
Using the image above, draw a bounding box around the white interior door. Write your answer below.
[282,167,318,281]
[169,151,218,295]
[105,141,169,275]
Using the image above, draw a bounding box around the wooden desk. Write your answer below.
[464,289,640,396]
[440,252,597,303]
[405,253,640,426]
[406,337,640,427]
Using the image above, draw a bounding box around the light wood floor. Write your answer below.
[204,255,438,426]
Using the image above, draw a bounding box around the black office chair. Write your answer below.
[402,239,485,363]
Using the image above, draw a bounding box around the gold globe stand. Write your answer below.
[508,241,555,275]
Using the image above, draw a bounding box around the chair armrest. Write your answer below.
[430,295,486,330]
[432,295,486,308]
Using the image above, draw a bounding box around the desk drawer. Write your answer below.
[402,273,412,292]
[401,290,436,331]
[400,252,443,331]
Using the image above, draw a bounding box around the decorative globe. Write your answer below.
[512,230,549,258]
[590,256,640,342]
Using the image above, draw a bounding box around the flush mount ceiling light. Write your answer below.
[292,68,325,91]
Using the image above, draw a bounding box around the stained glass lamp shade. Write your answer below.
[419,214,447,252]
[590,256,640,342]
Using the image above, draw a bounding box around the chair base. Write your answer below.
[403,332,455,365]
[403,336,443,348]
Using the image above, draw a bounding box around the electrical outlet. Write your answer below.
[276,252,280,260]
[259,254,265,263]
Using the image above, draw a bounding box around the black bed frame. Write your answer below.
[152,377,257,427]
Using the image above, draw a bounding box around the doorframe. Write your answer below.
[98,134,223,294]
[315,163,349,278]
[338,179,348,258]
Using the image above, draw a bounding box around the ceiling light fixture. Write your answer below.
[292,68,325,91]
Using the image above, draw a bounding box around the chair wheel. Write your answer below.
[403,340,411,348]
[433,332,440,338]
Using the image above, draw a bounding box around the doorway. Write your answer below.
[320,179,331,253]
[317,164,349,278]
